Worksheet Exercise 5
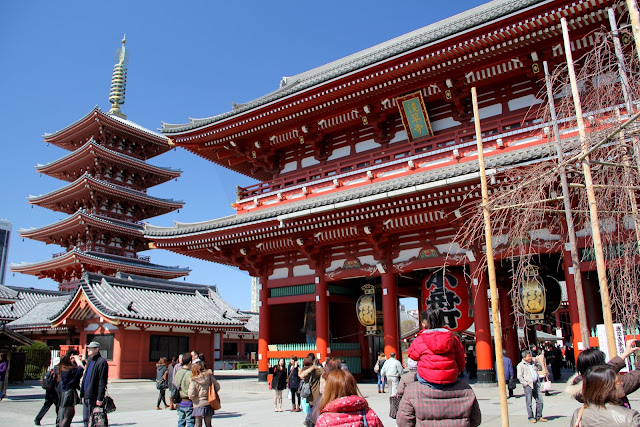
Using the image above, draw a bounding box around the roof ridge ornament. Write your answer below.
[108,35,128,119]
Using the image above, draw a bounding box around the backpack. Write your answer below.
[42,368,57,390]
[298,378,311,399]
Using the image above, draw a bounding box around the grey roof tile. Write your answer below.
[6,296,72,329]
[0,287,68,322]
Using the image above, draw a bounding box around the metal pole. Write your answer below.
[543,60,591,350]
[562,17,617,357]
[471,86,509,427]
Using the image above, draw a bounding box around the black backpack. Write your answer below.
[42,368,57,390]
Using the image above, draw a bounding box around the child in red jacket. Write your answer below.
[408,307,466,385]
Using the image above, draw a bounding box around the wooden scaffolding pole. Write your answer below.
[471,87,509,427]
[626,0,640,65]
[543,60,591,350]
[561,18,617,357]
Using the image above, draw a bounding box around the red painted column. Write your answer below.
[469,260,495,383]
[258,274,270,382]
[498,287,519,363]
[316,274,329,363]
[112,329,122,379]
[563,248,584,362]
[381,271,399,358]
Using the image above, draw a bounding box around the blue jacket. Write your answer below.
[495,356,514,381]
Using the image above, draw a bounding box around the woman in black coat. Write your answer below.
[288,356,301,412]
[271,358,287,412]
[57,354,84,427]
[155,357,170,409]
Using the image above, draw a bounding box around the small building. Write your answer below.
[6,272,257,379]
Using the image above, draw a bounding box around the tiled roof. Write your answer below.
[162,0,544,133]
[0,284,18,302]
[145,140,557,238]
[0,287,68,322]
[6,296,72,330]
[69,273,248,327]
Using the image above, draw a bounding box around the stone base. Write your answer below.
[258,370,268,382]
[476,369,497,386]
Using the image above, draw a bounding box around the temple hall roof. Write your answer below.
[0,284,19,304]
[0,287,68,323]
[161,0,544,134]
[6,296,73,331]
[145,137,557,239]
[47,272,253,329]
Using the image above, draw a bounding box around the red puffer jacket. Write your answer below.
[408,328,465,384]
[316,395,383,427]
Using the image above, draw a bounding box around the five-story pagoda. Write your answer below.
[12,37,189,291]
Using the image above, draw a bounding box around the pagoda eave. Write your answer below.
[37,140,181,186]
[11,250,189,280]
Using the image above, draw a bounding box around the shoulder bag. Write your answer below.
[298,378,311,399]
[540,377,552,392]
[171,370,186,403]
[208,377,221,410]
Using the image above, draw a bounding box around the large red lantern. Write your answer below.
[421,269,473,332]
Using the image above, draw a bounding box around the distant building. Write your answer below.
[0,220,10,285]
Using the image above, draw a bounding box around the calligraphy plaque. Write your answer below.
[396,91,434,141]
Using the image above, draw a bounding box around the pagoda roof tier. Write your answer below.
[44,107,172,160]
[36,139,181,187]
[20,210,146,249]
[45,272,246,330]
[10,248,190,281]
[159,0,612,179]
[27,173,183,220]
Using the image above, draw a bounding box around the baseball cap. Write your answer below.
[87,341,101,349]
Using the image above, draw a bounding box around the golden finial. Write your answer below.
[108,35,128,118]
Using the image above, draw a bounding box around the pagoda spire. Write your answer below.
[108,35,128,119]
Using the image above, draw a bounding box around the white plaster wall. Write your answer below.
[389,130,407,143]
[301,156,320,168]
[281,161,298,174]
[327,258,347,272]
[476,103,502,120]
[508,94,542,111]
[435,242,465,255]
[327,146,350,161]
[355,139,381,153]
[293,264,315,277]
[431,117,462,132]
[394,248,421,263]
[358,255,376,266]
[269,267,289,280]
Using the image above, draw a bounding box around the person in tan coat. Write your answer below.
[299,353,324,427]
[188,361,220,427]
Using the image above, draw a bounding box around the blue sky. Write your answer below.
[0,1,486,310]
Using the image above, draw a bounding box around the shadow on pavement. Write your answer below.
[212,411,243,418]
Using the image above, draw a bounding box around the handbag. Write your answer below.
[374,362,380,374]
[540,378,552,392]
[91,406,108,427]
[208,381,221,410]
[508,378,517,390]
[103,392,116,414]
[298,379,311,399]
[171,370,187,403]
[389,395,401,419]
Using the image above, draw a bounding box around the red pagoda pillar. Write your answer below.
[563,248,584,361]
[499,287,519,363]
[316,274,329,363]
[381,271,399,358]
[258,274,270,382]
[470,260,495,383]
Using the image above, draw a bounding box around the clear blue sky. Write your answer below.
[0,1,486,310]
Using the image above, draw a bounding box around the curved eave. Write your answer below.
[11,249,190,279]
[28,173,183,217]
[20,211,144,243]
[44,107,171,155]
[50,287,117,328]
[37,140,181,185]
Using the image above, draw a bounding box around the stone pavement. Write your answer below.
[1,369,638,426]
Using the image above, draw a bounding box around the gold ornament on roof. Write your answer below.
[108,35,128,119]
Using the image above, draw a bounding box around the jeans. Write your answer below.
[524,382,544,420]
[177,405,195,427]
[83,398,96,427]
[377,373,385,391]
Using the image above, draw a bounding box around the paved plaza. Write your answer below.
[1,369,638,426]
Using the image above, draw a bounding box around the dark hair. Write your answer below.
[290,355,298,362]
[192,361,204,377]
[182,353,193,366]
[65,348,78,357]
[317,370,362,414]
[322,358,343,380]
[582,365,620,407]
[58,355,75,373]
[576,348,606,375]
[421,307,444,329]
